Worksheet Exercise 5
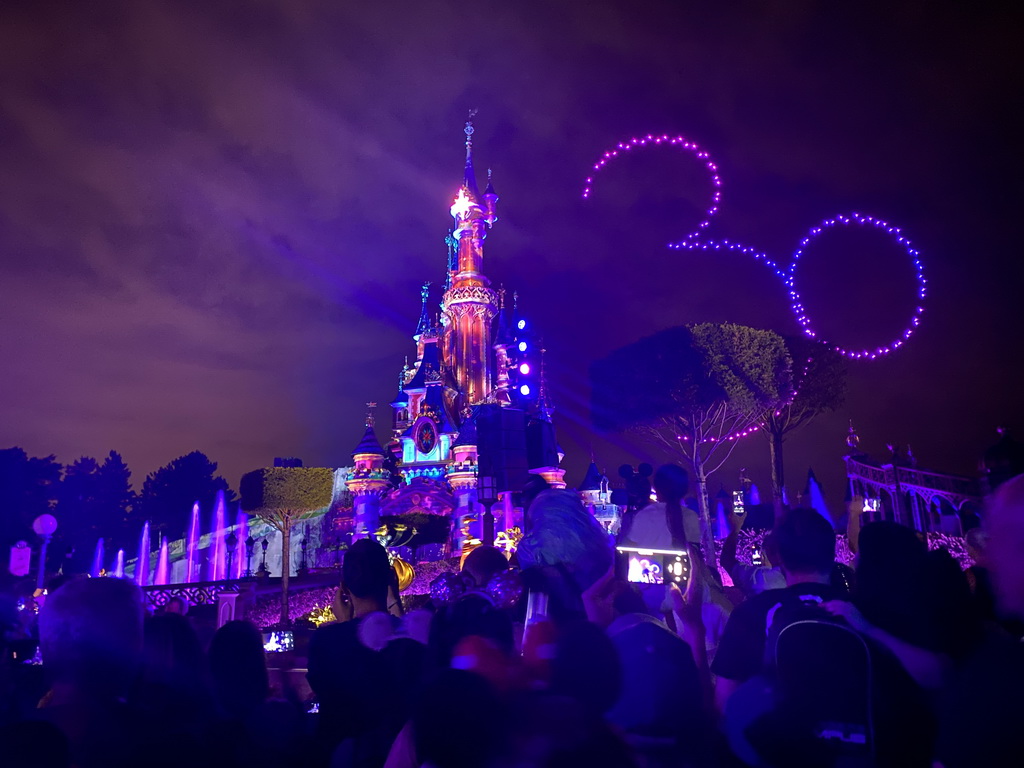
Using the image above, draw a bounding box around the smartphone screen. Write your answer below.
[616,547,690,586]
[262,630,295,652]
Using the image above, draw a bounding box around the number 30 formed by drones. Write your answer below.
[582,134,927,361]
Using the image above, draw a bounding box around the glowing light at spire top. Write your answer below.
[450,187,474,219]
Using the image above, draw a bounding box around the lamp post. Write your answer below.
[297,524,309,578]
[225,531,238,581]
[32,514,58,591]
[244,535,255,578]
[478,476,496,547]
[257,538,270,578]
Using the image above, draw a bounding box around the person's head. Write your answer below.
[611,581,649,618]
[773,508,836,583]
[520,489,613,594]
[427,593,515,671]
[142,613,207,688]
[209,620,268,716]
[551,620,622,716]
[965,526,989,568]
[854,521,930,641]
[413,669,504,768]
[986,474,1024,619]
[163,596,187,615]
[619,463,654,512]
[462,545,509,589]
[342,537,393,611]
[38,577,145,700]
[653,463,689,504]
[857,521,926,580]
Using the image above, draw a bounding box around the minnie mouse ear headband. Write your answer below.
[430,569,524,611]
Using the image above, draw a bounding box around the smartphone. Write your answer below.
[521,590,551,658]
[732,490,746,516]
[751,546,763,566]
[262,630,295,653]
[524,590,549,626]
[616,546,690,586]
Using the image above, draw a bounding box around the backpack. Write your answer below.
[750,594,876,766]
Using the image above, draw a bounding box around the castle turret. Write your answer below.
[447,408,481,548]
[414,281,432,359]
[483,168,499,226]
[345,407,391,538]
[441,114,499,405]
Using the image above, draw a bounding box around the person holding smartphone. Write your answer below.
[720,510,785,598]
[306,539,408,766]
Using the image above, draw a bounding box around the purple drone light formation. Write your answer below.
[788,213,927,359]
[582,134,722,244]
[583,135,928,362]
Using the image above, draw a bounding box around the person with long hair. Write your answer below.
[618,464,699,550]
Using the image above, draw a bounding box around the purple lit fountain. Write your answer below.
[90,538,105,578]
[155,536,170,585]
[114,549,125,578]
[210,490,227,581]
[234,506,248,579]
[135,521,150,587]
[186,501,201,583]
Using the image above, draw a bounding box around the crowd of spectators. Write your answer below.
[2,467,1022,767]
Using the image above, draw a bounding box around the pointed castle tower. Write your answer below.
[345,405,392,538]
[441,114,501,406]
[344,115,565,548]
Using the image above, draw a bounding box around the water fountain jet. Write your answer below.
[135,521,150,587]
[155,536,169,585]
[90,538,105,578]
[186,501,201,583]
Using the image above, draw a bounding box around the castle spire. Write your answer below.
[415,281,431,338]
[483,167,498,226]
[444,230,458,290]
[463,109,479,197]
[538,346,554,422]
[441,112,499,405]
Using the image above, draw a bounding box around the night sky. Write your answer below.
[2,1,1021,510]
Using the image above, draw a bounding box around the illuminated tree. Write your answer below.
[761,338,847,520]
[591,323,793,565]
[240,466,333,626]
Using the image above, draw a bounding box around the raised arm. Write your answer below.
[823,600,950,690]
[719,508,745,575]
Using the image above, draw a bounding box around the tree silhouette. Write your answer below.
[0,447,62,548]
[56,451,136,554]
[761,338,847,520]
[591,323,793,565]
[134,451,235,541]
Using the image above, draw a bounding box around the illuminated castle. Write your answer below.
[345,117,565,551]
